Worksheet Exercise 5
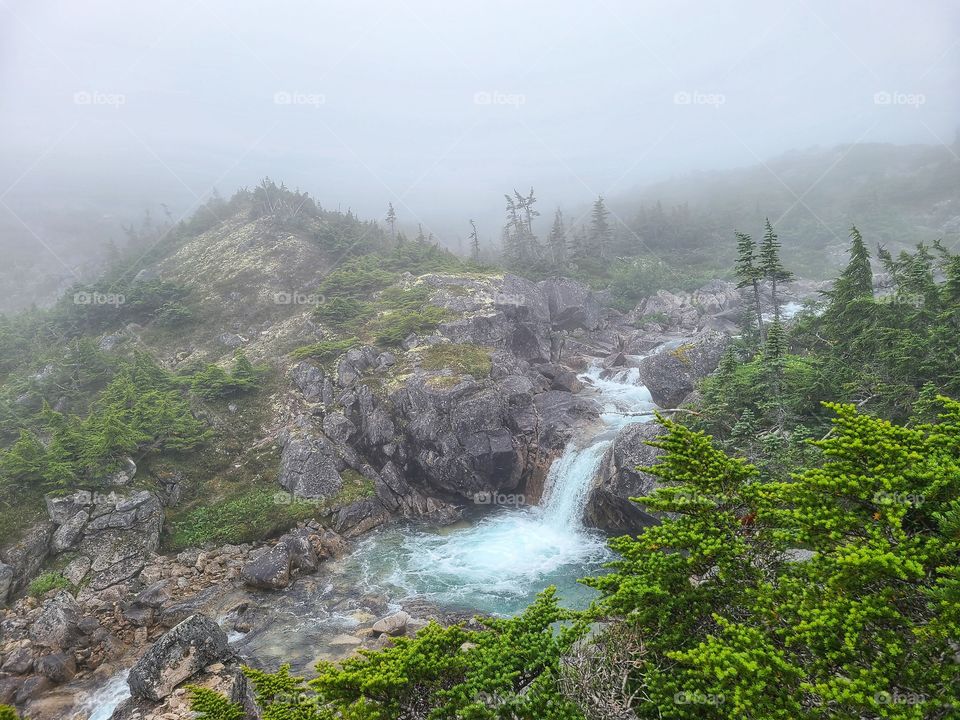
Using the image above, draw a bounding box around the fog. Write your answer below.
[1,0,958,261]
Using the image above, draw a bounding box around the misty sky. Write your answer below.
[1,0,958,242]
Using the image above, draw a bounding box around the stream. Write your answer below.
[76,363,656,717]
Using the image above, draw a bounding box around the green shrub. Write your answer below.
[372,306,447,347]
[188,352,264,400]
[313,297,372,331]
[0,704,23,720]
[29,571,73,597]
[290,337,358,362]
[318,259,396,300]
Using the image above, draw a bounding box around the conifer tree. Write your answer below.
[758,218,793,319]
[590,196,612,260]
[468,219,480,263]
[385,202,397,242]
[548,208,566,271]
[734,231,764,340]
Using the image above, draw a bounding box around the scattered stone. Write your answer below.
[127,613,231,701]
[371,611,409,637]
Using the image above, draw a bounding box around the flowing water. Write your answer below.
[72,363,658,713]
[338,364,657,616]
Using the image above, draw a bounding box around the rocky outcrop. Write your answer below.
[278,431,344,500]
[41,487,164,592]
[637,331,731,408]
[0,523,54,602]
[632,280,742,334]
[541,277,601,331]
[585,422,668,534]
[127,613,232,701]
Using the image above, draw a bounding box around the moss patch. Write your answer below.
[419,343,491,379]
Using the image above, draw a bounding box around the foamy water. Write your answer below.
[342,364,657,615]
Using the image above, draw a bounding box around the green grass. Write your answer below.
[419,343,491,379]
[29,571,73,597]
[335,469,377,504]
[290,337,358,362]
[167,487,318,550]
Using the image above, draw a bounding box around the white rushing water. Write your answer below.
[344,364,657,615]
[75,669,130,720]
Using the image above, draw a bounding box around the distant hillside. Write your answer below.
[611,142,960,278]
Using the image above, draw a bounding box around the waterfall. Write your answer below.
[75,669,130,720]
[341,362,657,615]
[539,440,610,530]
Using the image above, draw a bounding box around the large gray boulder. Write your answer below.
[585,422,667,534]
[495,274,551,324]
[240,545,291,590]
[127,613,231,701]
[29,590,82,650]
[290,360,327,402]
[637,331,731,408]
[541,278,601,331]
[278,432,343,500]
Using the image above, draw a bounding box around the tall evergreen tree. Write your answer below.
[548,208,566,271]
[590,196,612,260]
[758,219,794,319]
[385,203,397,243]
[734,231,764,340]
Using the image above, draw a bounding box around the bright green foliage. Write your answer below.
[189,351,264,400]
[189,686,245,720]
[28,571,73,597]
[0,705,22,720]
[194,590,584,719]
[0,353,208,490]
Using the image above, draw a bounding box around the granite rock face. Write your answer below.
[585,422,668,535]
[127,613,232,701]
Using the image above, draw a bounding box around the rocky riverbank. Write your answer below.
[1,272,818,719]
